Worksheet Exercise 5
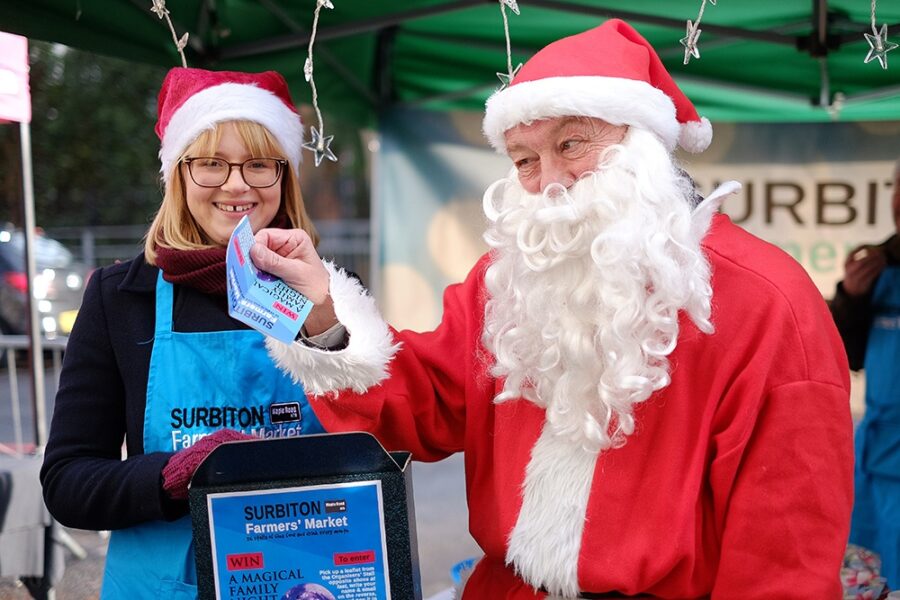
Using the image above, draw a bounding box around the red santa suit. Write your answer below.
[267,212,853,600]
[267,19,853,600]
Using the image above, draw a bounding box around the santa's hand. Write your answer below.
[250,228,338,336]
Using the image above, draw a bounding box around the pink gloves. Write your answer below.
[161,429,253,500]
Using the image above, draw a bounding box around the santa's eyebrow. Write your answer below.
[506,117,589,153]
[548,117,584,135]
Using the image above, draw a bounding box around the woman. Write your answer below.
[40,67,338,599]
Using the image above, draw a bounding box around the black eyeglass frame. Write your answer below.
[181,157,288,189]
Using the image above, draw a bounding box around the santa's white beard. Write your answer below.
[481,128,715,454]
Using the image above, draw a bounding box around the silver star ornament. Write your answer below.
[500,0,520,16]
[496,63,522,90]
[680,20,701,65]
[150,0,168,18]
[176,32,189,51]
[303,126,337,167]
[317,0,334,9]
[864,24,899,69]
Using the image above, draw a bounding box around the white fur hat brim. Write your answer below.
[159,82,303,183]
[483,76,712,154]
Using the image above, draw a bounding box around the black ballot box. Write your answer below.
[189,432,422,600]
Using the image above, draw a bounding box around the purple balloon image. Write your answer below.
[280,583,336,600]
[257,269,278,282]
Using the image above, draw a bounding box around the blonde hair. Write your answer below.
[144,120,318,264]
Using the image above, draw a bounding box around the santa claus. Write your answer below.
[254,19,853,600]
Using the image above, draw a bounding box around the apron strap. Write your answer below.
[155,271,174,335]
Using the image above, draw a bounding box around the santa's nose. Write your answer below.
[540,158,577,192]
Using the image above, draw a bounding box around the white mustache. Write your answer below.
[532,203,582,225]
[484,176,596,271]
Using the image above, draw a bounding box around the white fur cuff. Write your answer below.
[266,261,400,395]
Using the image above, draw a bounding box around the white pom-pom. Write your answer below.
[678,116,712,153]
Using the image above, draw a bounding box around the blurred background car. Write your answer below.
[0,224,90,339]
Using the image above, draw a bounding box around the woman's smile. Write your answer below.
[213,201,257,214]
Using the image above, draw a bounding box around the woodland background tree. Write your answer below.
[0,41,165,228]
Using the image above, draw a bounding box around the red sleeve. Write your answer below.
[309,256,492,462]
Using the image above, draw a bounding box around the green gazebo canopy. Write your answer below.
[2,0,899,125]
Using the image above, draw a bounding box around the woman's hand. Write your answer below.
[250,228,338,336]
[162,429,254,500]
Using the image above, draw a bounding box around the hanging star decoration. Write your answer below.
[501,0,520,16]
[149,0,167,18]
[826,92,846,122]
[497,63,522,90]
[680,20,702,65]
[303,0,338,166]
[176,33,189,53]
[864,23,898,69]
[303,126,337,167]
[497,0,521,90]
[149,0,188,67]
[679,0,716,65]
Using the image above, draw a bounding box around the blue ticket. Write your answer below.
[207,481,391,600]
[226,216,314,344]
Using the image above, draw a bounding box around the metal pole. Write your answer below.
[369,130,382,305]
[19,121,47,450]
[80,227,95,268]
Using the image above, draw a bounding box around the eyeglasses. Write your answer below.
[182,157,287,189]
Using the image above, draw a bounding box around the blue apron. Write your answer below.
[850,266,900,588]
[100,273,324,599]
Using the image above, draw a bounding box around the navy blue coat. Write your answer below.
[40,255,254,530]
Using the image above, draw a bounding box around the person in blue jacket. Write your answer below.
[831,157,900,588]
[40,67,341,599]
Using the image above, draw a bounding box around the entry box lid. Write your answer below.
[191,432,410,488]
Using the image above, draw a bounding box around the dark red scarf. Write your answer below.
[155,213,291,296]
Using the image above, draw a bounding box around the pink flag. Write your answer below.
[0,32,31,124]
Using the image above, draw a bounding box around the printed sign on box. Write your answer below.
[226,215,313,343]
[208,481,390,600]
[189,433,423,600]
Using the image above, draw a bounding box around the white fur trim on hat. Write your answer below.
[483,76,679,154]
[679,117,713,154]
[266,261,400,395]
[159,82,304,183]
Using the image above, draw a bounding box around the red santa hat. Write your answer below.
[483,19,712,154]
[155,67,303,184]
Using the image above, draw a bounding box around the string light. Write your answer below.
[149,0,189,68]
[864,0,898,69]
[302,0,338,167]
[496,0,522,90]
